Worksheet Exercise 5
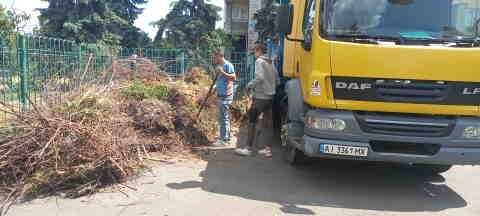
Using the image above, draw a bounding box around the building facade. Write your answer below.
[224,0,265,53]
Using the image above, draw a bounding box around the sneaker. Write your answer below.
[211,140,226,147]
[226,137,237,146]
[235,148,252,156]
[223,139,234,146]
[258,147,272,158]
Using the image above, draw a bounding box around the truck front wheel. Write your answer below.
[280,79,310,165]
[283,137,309,165]
[280,113,307,165]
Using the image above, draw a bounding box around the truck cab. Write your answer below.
[277,0,480,173]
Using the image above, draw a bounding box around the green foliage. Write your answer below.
[0,6,15,36]
[0,5,30,45]
[0,5,30,34]
[153,0,219,48]
[61,96,112,122]
[38,0,151,47]
[123,80,169,100]
[188,29,233,68]
[153,0,231,68]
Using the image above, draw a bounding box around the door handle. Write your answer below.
[296,61,300,73]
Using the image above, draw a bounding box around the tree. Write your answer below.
[110,0,147,24]
[153,0,220,49]
[0,5,31,35]
[0,5,31,48]
[0,6,13,35]
[153,0,230,67]
[39,0,151,47]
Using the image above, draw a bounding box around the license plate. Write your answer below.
[320,144,368,157]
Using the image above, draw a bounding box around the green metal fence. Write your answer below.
[0,33,254,121]
[0,34,188,121]
[229,52,255,98]
[118,48,186,77]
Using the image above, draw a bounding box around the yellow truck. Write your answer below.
[275,0,480,174]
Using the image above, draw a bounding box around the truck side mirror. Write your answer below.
[275,4,294,35]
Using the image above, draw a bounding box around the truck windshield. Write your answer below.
[323,0,480,43]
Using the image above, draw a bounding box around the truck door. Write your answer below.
[283,0,306,78]
[298,0,317,93]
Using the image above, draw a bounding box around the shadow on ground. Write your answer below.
[167,127,467,215]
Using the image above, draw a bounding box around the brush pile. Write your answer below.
[0,86,140,214]
[112,57,171,81]
[0,64,249,213]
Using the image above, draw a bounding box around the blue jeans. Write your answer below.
[218,96,233,141]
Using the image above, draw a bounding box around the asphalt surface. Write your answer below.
[9,144,480,216]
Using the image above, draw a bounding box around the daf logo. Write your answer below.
[335,82,372,90]
[463,88,480,95]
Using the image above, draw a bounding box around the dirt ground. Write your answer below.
[9,137,480,216]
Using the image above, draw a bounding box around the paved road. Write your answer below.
[10,145,480,216]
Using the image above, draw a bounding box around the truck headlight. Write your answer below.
[463,126,480,139]
[306,116,346,131]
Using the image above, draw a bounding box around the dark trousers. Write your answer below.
[246,98,273,150]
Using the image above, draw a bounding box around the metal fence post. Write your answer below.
[77,44,84,72]
[180,51,186,76]
[19,35,28,109]
[131,53,138,79]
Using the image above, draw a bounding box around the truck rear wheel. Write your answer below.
[414,164,453,174]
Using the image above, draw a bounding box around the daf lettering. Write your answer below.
[336,82,372,90]
[463,88,480,95]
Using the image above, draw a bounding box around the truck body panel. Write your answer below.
[296,109,480,165]
[331,42,480,82]
[278,0,480,166]
[282,0,305,78]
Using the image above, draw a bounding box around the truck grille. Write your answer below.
[355,112,455,137]
[370,141,440,156]
[375,80,449,103]
[332,77,480,105]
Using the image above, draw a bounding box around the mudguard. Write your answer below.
[285,79,306,123]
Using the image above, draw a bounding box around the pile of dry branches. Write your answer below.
[112,57,171,81]
[0,86,143,214]
[0,59,252,215]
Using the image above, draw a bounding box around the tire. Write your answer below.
[283,139,310,165]
[414,164,453,175]
[272,84,286,132]
[281,82,309,165]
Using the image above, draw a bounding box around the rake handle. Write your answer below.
[195,72,219,120]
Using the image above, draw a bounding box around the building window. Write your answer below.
[232,4,248,20]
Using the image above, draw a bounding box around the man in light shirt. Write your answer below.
[235,43,279,157]
[212,49,236,146]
